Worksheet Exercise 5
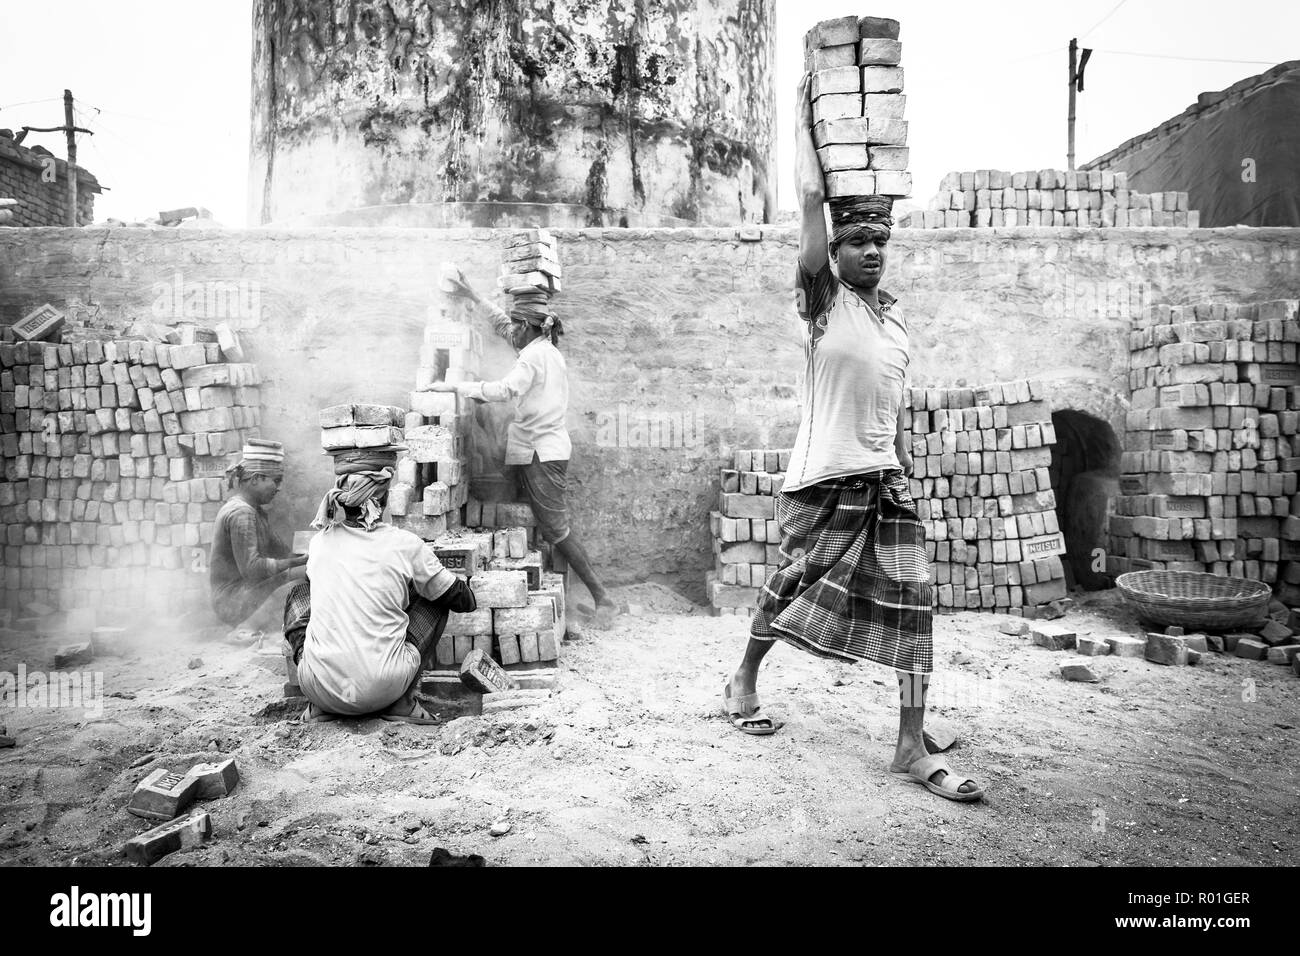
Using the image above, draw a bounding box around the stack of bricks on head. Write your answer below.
[911,169,1200,228]
[1107,299,1300,596]
[498,227,561,301]
[806,15,911,200]
[1,302,260,617]
[706,381,1068,619]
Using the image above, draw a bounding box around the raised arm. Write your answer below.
[796,72,829,275]
[442,266,513,342]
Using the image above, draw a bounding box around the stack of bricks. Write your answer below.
[1106,300,1300,594]
[0,332,262,615]
[706,448,790,617]
[904,381,1069,614]
[388,282,482,540]
[909,169,1200,228]
[498,228,561,312]
[805,16,911,199]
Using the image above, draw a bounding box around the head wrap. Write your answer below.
[225,438,285,489]
[509,293,564,342]
[331,447,401,475]
[829,195,895,249]
[312,468,394,532]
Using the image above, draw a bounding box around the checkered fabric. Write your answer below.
[750,469,933,674]
[282,581,446,665]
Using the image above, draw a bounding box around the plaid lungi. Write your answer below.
[281,581,446,665]
[750,469,933,674]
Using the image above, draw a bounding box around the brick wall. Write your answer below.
[0,136,100,227]
[2,225,1299,599]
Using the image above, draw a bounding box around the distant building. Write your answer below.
[1083,60,1300,227]
[0,130,103,226]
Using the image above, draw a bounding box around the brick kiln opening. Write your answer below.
[1049,410,1121,590]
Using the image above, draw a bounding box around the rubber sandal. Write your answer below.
[721,683,781,736]
[301,702,338,723]
[380,701,440,726]
[899,753,985,803]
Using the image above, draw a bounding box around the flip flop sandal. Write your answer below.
[899,753,985,803]
[721,683,781,736]
[301,702,338,724]
[380,702,440,726]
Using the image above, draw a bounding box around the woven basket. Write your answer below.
[1116,570,1271,631]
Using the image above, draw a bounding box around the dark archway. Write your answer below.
[1049,410,1122,590]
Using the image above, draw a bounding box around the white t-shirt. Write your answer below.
[784,260,909,492]
[298,523,458,715]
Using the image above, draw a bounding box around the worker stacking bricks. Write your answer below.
[706,448,791,618]
[1107,299,1300,597]
[0,333,263,615]
[903,380,1067,615]
[910,169,1201,228]
[805,15,911,199]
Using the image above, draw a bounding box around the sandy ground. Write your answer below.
[1,584,1297,867]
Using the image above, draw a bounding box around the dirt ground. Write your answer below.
[1,584,1297,867]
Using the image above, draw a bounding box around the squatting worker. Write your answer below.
[434,269,619,629]
[209,439,307,629]
[721,74,985,803]
[283,446,477,725]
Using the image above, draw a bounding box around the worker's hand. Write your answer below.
[441,266,479,303]
[796,72,815,131]
[426,382,458,392]
[290,553,308,568]
[897,449,914,478]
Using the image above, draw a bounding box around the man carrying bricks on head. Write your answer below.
[283,447,478,724]
[209,439,307,630]
[434,271,620,629]
[722,75,985,803]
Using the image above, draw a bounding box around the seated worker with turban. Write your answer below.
[434,268,620,629]
[283,447,477,724]
[209,439,307,630]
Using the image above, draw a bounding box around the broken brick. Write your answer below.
[127,767,200,821]
[459,649,517,694]
[1076,635,1110,656]
[185,758,239,800]
[53,642,93,668]
[1234,638,1269,660]
[1106,635,1145,660]
[1031,623,1076,651]
[1145,633,1188,665]
[124,811,213,866]
[1059,662,1099,682]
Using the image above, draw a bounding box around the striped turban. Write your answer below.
[829,195,895,249]
[225,438,286,489]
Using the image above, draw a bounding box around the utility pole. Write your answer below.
[20,90,94,227]
[1067,39,1093,171]
[1067,39,1077,170]
[63,90,77,226]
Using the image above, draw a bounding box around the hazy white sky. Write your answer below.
[2,0,1294,225]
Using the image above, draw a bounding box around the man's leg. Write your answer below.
[519,456,615,613]
[238,566,308,632]
[282,581,312,665]
[381,592,448,719]
[890,673,981,795]
[730,637,776,700]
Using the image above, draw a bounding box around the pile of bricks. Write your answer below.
[805,16,911,199]
[1107,299,1300,590]
[706,448,790,617]
[0,324,262,614]
[388,291,480,538]
[904,381,1068,613]
[498,228,561,311]
[908,169,1200,228]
